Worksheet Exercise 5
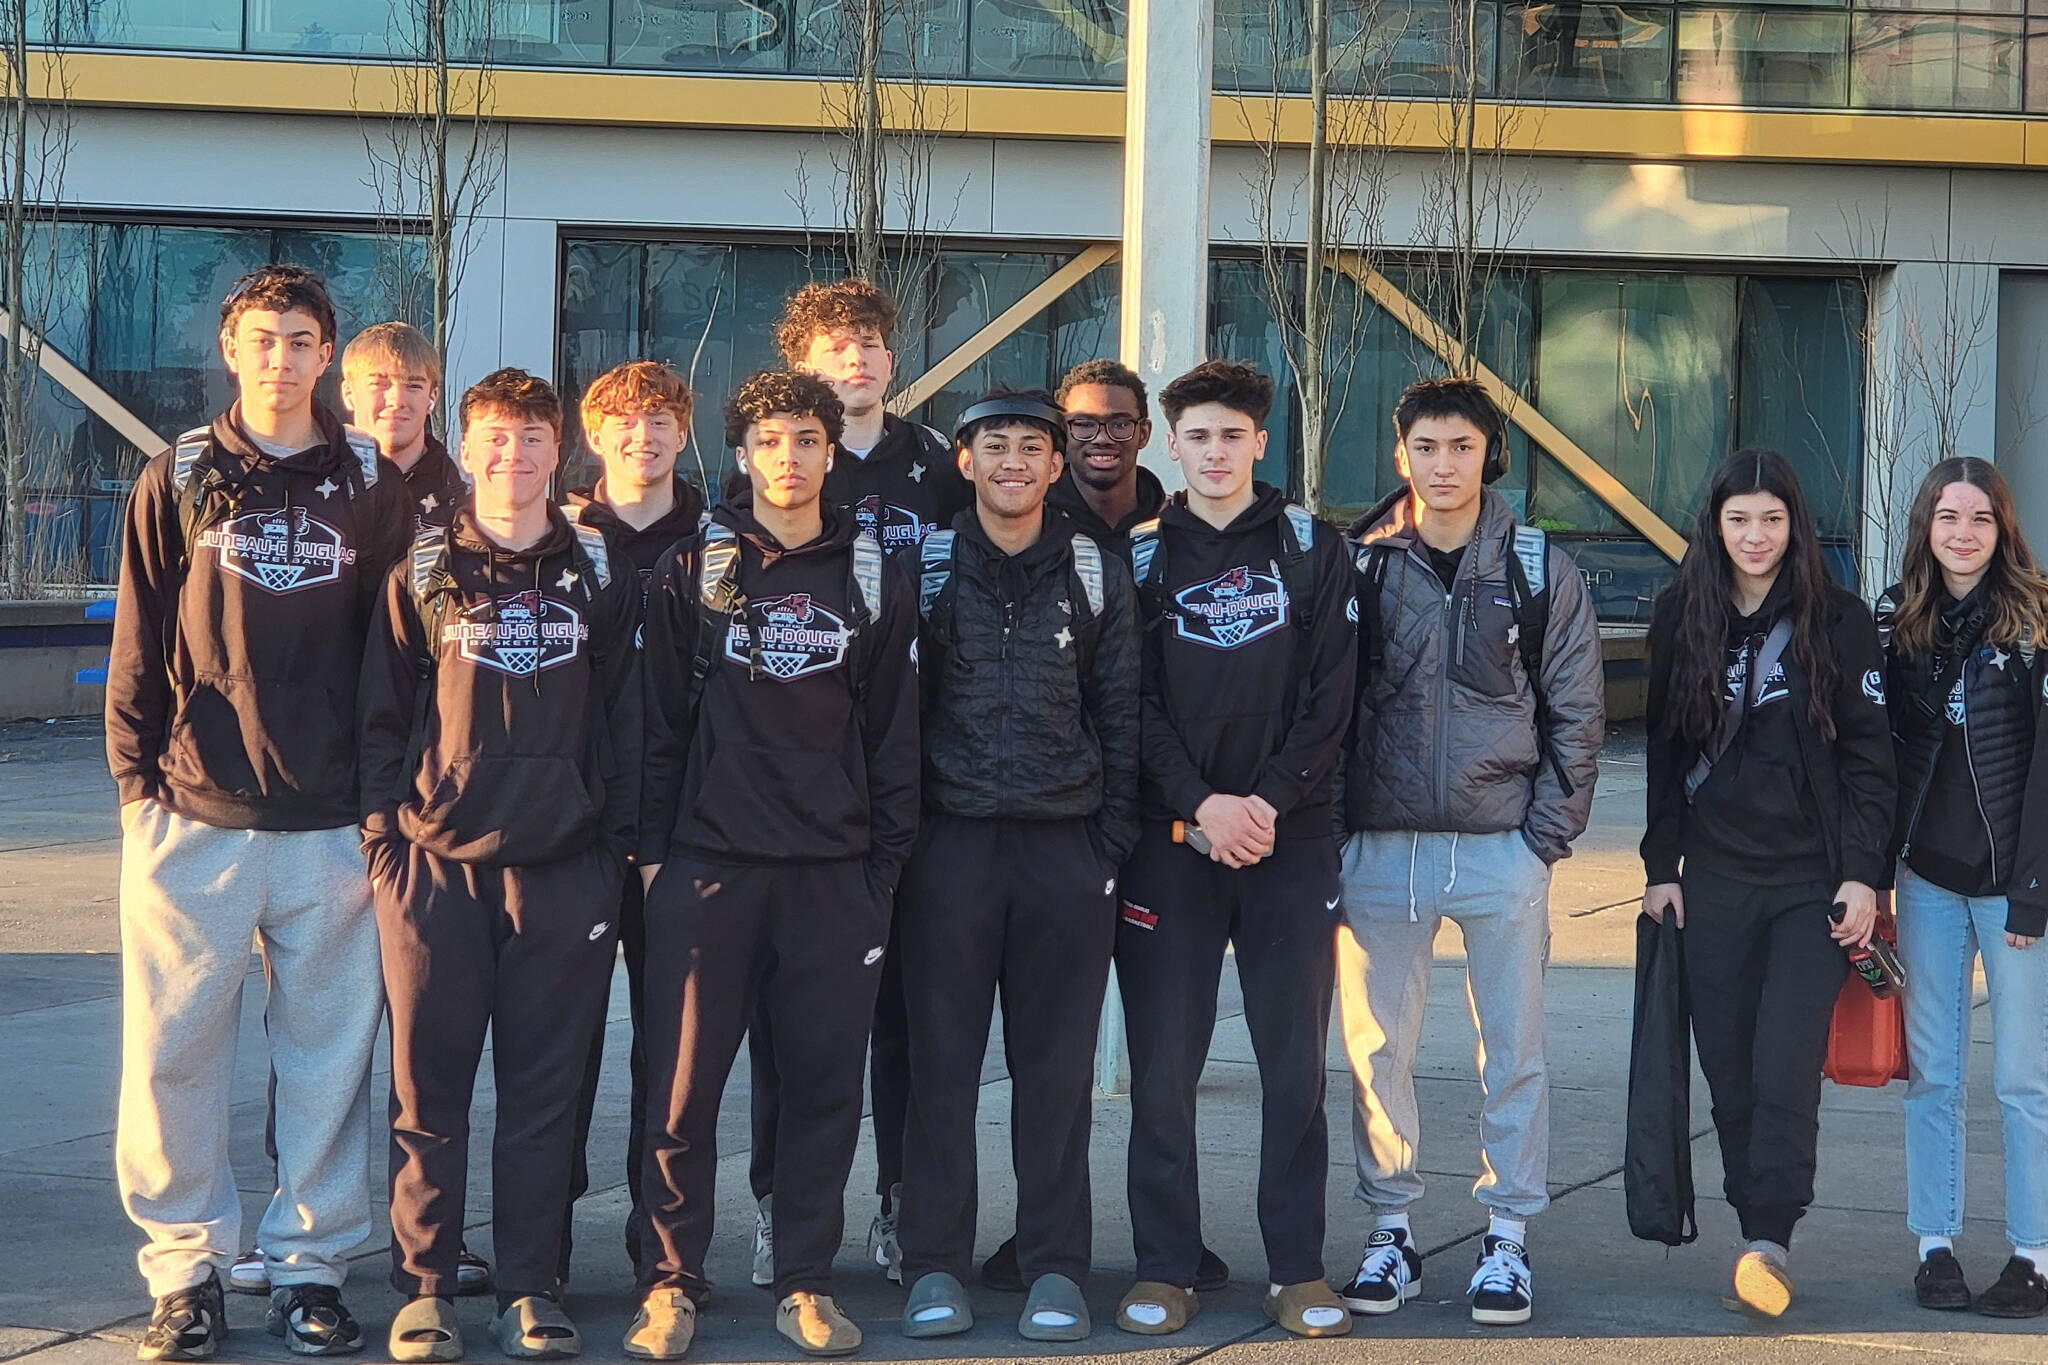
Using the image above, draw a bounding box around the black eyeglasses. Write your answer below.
[1065,416,1140,441]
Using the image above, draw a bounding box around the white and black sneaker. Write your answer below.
[1468,1235,1532,1326]
[869,1183,903,1284]
[137,1270,227,1361]
[752,1195,775,1289]
[1339,1228,1422,1315]
[264,1284,363,1356]
[227,1248,268,1296]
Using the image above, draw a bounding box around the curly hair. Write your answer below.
[461,367,562,437]
[1056,358,1149,420]
[1159,360,1274,426]
[774,278,900,365]
[219,265,337,345]
[580,359,694,443]
[723,370,846,449]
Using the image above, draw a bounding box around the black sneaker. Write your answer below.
[1468,1235,1532,1326]
[1914,1248,1971,1311]
[1339,1228,1422,1314]
[983,1235,1227,1293]
[264,1284,364,1356]
[1977,1256,2048,1319]
[138,1270,226,1361]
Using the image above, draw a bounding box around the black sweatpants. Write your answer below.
[747,915,910,1208]
[638,855,889,1300]
[564,870,649,1280]
[1679,865,1847,1247]
[1115,824,1338,1287]
[374,838,623,1299]
[897,813,1117,1288]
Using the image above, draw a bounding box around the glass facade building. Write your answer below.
[41,0,2048,114]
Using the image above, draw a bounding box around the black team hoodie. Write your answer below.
[722,413,967,552]
[567,475,707,603]
[357,506,642,867]
[1641,576,1895,889]
[399,433,470,532]
[1138,484,1356,841]
[106,404,411,830]
[639,494,920,887]
[1047,462,1167,563]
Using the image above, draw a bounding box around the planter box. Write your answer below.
[0,599,115,721]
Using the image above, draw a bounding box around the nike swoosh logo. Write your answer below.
[588,922,610,941]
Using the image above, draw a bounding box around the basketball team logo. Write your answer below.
[446,590,587,677]
[1172,563,1289,649]
[200,507,356,594]
[726,592,850,680]
[852,493,928,549]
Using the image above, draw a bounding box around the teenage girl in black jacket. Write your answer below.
[1641,449,1896,1318]
[1877,456,2048,1319]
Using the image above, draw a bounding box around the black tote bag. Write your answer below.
[1624,910,1698,1246]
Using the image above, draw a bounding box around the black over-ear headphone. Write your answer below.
[1481,410,1509,485]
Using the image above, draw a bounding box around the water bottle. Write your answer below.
[1831,901,1907,999]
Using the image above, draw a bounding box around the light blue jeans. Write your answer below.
[1896,864,2048,1247]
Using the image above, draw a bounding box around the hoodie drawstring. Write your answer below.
[1406,830,1420,923]
[1443,831,1461,895]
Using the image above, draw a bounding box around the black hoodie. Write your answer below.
[399,434,470,532]
[721,413,967,551]
[1642,578,1895,889]
[357,505,642,867]
[567,475,708,605]
[1138,485,1356,839]
[1047,463,1168,564]
[639,499,921,886]
[106,404,411,830]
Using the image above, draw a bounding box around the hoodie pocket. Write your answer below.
[415,754,599,861]
[1449,585,1522,700]
[694,744,867,860]
[163,673,353,809]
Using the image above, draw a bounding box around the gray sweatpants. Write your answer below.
[116,800,382,1297]
[1337,829,1552,1220]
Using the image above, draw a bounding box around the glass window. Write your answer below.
[795,0,969,78]
[463,0,610,64]
[1676,7,1847,105]
[1736,274,1863,541]
[612,0,793,70]
[1500,3,1676,102]
[1853,12,2025,110]
[248,0,419,55]
[1213,0,1311,91]
[67,0,242,49]
[1335,1,1496,97]
[969,0,1125,84]
[2031,21,2048,108]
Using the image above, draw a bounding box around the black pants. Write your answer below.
[1680,866,1847,1247]
[897,813,1117,1287]
[564,870,649,1280]
[638,855,888,1299]
[1116,825,1338,1287]
[375,839,623,1299]
[747,913,909,1208]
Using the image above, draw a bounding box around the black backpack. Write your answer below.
[915,528,1107,672]
[1356,523,1573,798]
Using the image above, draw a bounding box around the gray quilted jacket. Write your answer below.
[1343,488,1605,863]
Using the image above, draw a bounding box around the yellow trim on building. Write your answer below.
[47,51,2047,171]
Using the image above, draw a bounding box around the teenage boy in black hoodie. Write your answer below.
[748,278,967,1286]
[107,265,409,1362]
[1047,357,1168,561]
[561,359,707,1285]
[358,368,640,1364]
[341,321,468,533]
[894,387,1141,1344]
[634,369,919,1360]
[1113,361,1356,1340]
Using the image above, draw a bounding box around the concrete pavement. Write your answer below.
[2,720,2043,1362]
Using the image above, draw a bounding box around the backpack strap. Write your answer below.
[400,526,456,799]
[1354,541,1395,679]
[1129,517,1166,621]
[1070,533,1105,619]
[1279,504,1318,633]
[918,529,956,621]
[171,427,217,570]
[569,521,613,593]
[1506,524,1573,798]
[170,427,210,495]
[342,425,382,490]
[850,531,883,627]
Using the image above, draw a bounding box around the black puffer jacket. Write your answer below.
[918,508,1142,866]
[1878,583,2048,932]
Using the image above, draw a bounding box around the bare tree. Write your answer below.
[358,0,508,426]
[1234,0,1393,514]
[1,0,77,598]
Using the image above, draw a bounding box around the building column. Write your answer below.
[1996,271,2048,545]
[1120,0,1215,492]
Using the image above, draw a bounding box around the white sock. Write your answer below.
[1920,1235,1953,1260]
[1375,1212,1411,1238]
[1488,1215,1527,1245]
[2015,1245,2048,1270]
[1747,1239,1788,1263]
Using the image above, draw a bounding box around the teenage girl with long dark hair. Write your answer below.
[1641,449,1896,1316]
[1878,457,2048,1319]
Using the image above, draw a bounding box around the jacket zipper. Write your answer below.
[1959,659,2001,881]
[1435,557,1455,832]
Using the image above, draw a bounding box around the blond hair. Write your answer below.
[343,321,442,387]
